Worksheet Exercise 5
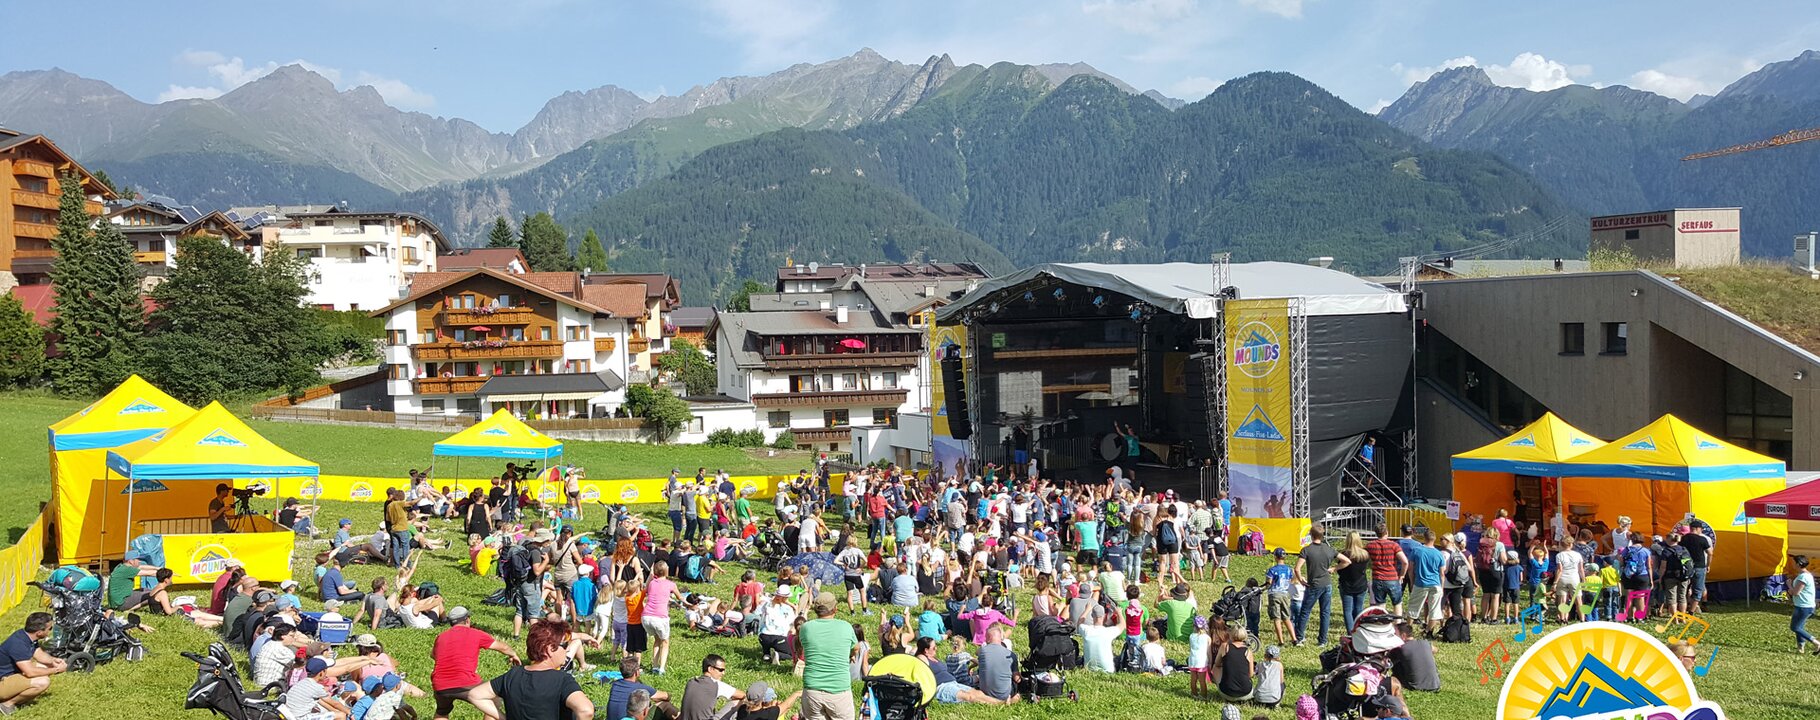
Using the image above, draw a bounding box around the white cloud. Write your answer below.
[1366,98,1391,114]
[1396,52,1590,92]
[161,50,431,110]
[700,0,838,71]
[1169,75,1224,98]
[1627,69,1712,101]
[1626,56,1765,101]
[1080,0,1196,35]
[1239,0,1304,19]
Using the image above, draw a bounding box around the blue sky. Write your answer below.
[3,0,1815,132]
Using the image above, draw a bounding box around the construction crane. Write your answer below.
[1682,126,1820,161]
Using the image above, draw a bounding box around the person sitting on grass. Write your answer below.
[282,658,355,720]
[1139,625,1171,676]
[1212,627,1253,702]
[117,568,224,629]
[318,555,365,604]
[353,634,426,698]
[916,637,1007,706]
[974,623,1021,703]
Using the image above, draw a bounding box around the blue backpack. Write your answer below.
[1621,546,1651,581]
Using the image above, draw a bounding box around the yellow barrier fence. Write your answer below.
[241,473,849,505]
[0,513,46,617]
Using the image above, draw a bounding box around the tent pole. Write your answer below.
[123,468,133,556]
[1746,528,1752,608]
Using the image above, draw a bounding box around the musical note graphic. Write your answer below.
[1692,646,1719,678]
[1654,611,1687,634]
[1476,638,1512,685]
[1669,615,1711,645]
[1514,604,1545,642]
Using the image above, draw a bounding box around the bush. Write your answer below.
[771,431,798,449]
[706,428,767,447]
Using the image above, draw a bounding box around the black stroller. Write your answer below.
[183,642,282,720]
[1022,615,1080,702]
[1311,657,1395,720]
[28,580,143,672]
[862,674,930,720]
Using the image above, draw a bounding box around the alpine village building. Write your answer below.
[711,262,989,452]
[0,128,116,284]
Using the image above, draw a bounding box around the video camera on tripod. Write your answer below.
[230,482,269,515]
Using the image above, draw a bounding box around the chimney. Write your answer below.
[795,265,807,275]
[1553,258,1564,271]
[1442,257,1454,268]
[860,263,867,278]
[924,285,937,298]
[836,306,849,324]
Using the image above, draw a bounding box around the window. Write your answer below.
[1559,323,1584,355]
[768,411,791,429]
[421,330,436,344]
[456,398,480,415]
[824,409,850,427]
[821,374,834,392]
[461,294,478,309]
[295,248,322,260]
[872,408,897,426]
[1602,322,1628,355]
[1624,229,1640,241]
[882,371,898,388]
[689,417,705,434]
[539,326,552,341]
[842,373,858,390]
[387,329,408,345]
[421,399,445,413]
[451,329,471,342]
[566,326,586,341]
[505,327,525,342]
[567,359,591,373]
[388,364,409,380]
[496,293,513,307]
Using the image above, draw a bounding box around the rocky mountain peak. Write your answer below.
[1714,49,1820,105]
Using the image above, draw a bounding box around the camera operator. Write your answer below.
[209,483,236,533]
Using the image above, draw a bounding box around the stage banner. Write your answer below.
[1225,298,1295,519]
[928,319,968,439]
[161,524,292,585]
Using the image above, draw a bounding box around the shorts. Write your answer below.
[1267,593,1292,620]
[1622,577,1651,592]
[625,623,649,653]
[1158,540,1180,555]
[669,510,683,531]
[644,615,672,640]
[1555,580,1581,604]
[0,673,34,702]
[1188,667,1211,681]
[1189,552,1206,569]
[934,681,975,704]
[802,688,856,720]
[612,621,628,648]
[844,575,865,592]
[433,684,481,717]
[1407,585,1443,623]
[1665,581,1690,608]
[1479,568,1502,594]
[513,582,544,620]
[1501,588,1519,604]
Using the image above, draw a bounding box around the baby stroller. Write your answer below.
[28,580,143,672]
[1209,585,1263,623]
[1310,657,1394,720]
[1320,606,1404,673]
[183,642,282,720]
[863,654,937,720]
[1023,615,1080,703]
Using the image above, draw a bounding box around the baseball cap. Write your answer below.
[362,676,383,693]
[306,658,330,676]
[1272,547,1286,558]
[447,606,471,623]
[340,680,359,694]
[323,599,344,612]
[382,673,402,690]
[773,586,790,597]
[532,529,555,543]
[1265,645,1281,659]
[811,591,838,615]
[746,681,776,703]
[339,518,353,527]
[275,597,295,610]
[252,589,276,604]
[279,579,298,590]
[354,634,380,648]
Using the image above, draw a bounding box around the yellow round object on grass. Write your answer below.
[868,652,936,706]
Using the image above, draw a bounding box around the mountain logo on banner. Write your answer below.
[118,399,165,415]
[1570,437,1595,446]
[1506,434,1537,448]
[1535,655,1667,718]
[1696,439,1723,450]
[121,477,169,493]
[1621,436,1657,452]
[1498,622,1728,720]
[196,429,247,448]
[1232,405,1285,441]
[1733,506,1756,527]
[480,427,510,437]
[1232,321,1282,379]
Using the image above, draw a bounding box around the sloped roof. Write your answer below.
[9,284,155,327]
[439,248,526,272]
[521,272,579,295]
[371,267,605,317]
[579,283,649,318]
[475,370,625,396]
[0,134,116,198]
[937,262,1406,322]
[712,309,916,369]
[670,306,716,328]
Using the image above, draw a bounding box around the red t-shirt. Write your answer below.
[734,581,762,609]
[430,625,495,691]
[867,495,888,519]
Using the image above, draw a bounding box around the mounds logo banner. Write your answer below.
[579,485,601,502]
[188,543,235,582]
[298,480,324,499]
[118,399,165,415]
[740,481,760,497]
[196,429,247,447]
[620,484,642,502]
[1231,321,1282,379]
[349,483,374,500]
[122,477,170,494]
[539,485,559,501]
[1497,621,1726,720]
[1232,405,1285,442]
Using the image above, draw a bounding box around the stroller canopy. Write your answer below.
[868,653,936,707]
[780,552,844,586]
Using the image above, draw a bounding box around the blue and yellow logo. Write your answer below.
[1231,321,1282,379]
[620,484,642,502]
[1498,622,1724,720]
[188,543,235,582]
[580,484,601,502]
[349,482,374,500]
[298,480,324,499]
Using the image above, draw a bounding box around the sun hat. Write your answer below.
[532,529,555,543]
[1171,583,1190,600]
[1193,615,1208,629]
[1296,695,1320,720]
[354,634,380,648]
[253,590,276,604]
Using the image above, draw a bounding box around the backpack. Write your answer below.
[501,543,534,584]
[681,555,706,582]
[1477,537,1501,570]
[1448,551,1472,587]
[1439,615,1472,643]
[1661,545,1691,581]
[1621,546,1651,581]
[1157,520,1179,547]
[417,581,441,599]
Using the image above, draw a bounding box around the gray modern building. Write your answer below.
[1415,269,1820,498]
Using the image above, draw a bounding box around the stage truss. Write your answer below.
[1289,297,1310,519]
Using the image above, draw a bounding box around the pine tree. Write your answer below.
[487,216,516,249]
[0,293,45,387]
[518,212,575,272]
[47,172,142,395]
[725,279,769,312]
[575,229,609,273]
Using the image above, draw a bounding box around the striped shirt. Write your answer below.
[1366,537,1403,581]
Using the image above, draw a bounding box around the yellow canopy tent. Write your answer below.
[1558,415,1787,582]
[432,409,564,461]
[105,402,317,583]
[46,374,196,564]
[1449,413,1605,523]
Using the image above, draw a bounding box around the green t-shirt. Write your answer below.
[799,618,856,693]
[735,497,752,522]
[1157,599,1196,641]
[108,563,139,608]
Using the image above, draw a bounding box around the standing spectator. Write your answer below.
[1264,549,1297,646]
[679,654,745,720]
[1790,555,1816,655]
[1679,524,1712,613]
[0,613,64,714]
[644,561,685,675]
[1335,532,1371,631]
[430,606,520,720]
[510,531,554,639]
[1406,530,1446,635]
[1658,533,1693,617]
[1293,526,1337,646]
[1365,526,1406,615]
[1554,538,1586,623]
[1619,533,1653,622]
[491,619,594,720]
[383,488,413,567]
[666,472,686,541]
[799,592,858,720]
[1489,509,1517,550]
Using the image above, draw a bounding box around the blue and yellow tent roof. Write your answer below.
[106,402,319,480]
[1451,413,1605,475]
[1563,414,1785,481]
[47,374,196,451]
[432,409,563,460]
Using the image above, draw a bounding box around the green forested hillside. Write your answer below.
[574,68,1583,299]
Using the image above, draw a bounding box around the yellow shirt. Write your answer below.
[474,547,498,577]
[695,493,714,519]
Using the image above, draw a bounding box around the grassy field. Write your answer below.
[0,390,812,538]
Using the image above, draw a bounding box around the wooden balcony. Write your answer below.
[86,201,104,216]
[789,427,854,443]
[13,221,55,240]
[11,190,57,211]
[134,251,168,264]
[628,338,650,353]
[12,248,56,259]
[752,388,908,408]
[594,337,616,353]
[11,160,54,178]
[413,377,488,395]
[760,350,920,370]
[442,306,536,325]
[410,340,563,361]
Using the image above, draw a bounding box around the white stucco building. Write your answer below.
[277,209,448,311]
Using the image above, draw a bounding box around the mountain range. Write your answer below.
[1381,50,1820,258]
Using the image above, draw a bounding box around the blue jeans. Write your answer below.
[1372,580,1403,607]
[1341,590,1369,631]
[1794,605,1816,645]
[389,530,411,566]
[1296,584,1333,645]
[1690,567,1708,604]
[291,517,315,536]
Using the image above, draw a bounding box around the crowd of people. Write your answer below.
[32,451,1819,720]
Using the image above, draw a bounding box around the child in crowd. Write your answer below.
[1526,545,1551,608]
[1139,626,1170,675]
[572,565,599,627]
[1212,532,1234,583]
[1501,551,1524,625]
[1598,558,1623,622]
[605,580,628,650]
[1265,550,1298,646]
[945,636,977,686]
[276,580,302,610]
[1186,616,1212,698]
[1253,644,1285,708]
[1185,531,1207,582]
